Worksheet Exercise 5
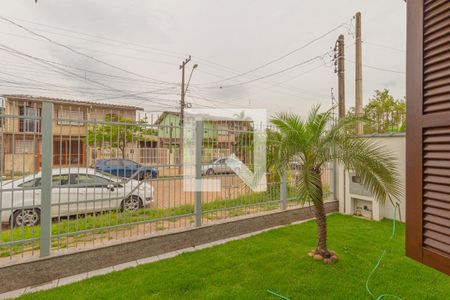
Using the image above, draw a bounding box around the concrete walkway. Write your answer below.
[0,218,311,300]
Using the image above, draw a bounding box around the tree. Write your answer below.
[271,106,402,263]
[87,114,155,159]
[349,89,406,134]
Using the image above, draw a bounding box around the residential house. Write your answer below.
[154,111,253,163]
[0,95,143,175]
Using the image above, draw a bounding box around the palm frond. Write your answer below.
[271,105,402,206]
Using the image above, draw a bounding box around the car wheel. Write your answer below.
[121,196,142,212]
[13,209,40,227]
[206,169,214,176]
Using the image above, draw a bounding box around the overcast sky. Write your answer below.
[0,0,406,117]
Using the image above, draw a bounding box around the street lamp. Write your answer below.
[185,64,198,95]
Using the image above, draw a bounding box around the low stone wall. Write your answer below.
[0,201,338,293]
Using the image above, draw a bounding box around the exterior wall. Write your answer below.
[3,154,36,174]
[340,134,406,222]
[157,114,230,141]
[158,114,181,139]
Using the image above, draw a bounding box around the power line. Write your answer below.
[196,21,350,86]
[0,15,176,85]
[218,52,330,88]
[0,60,179,91]
[345,59,405,74]
[186,90,249,108]
[0,56,178,87]
[0,44,176,89]
[0,15,334,101]
[0,30,179,68]
[0,75,181,108]
[0,16,187,60]
[362,41,405,53]
[0,44,183,108]
[275,63,328,84]
[0,15,343,108]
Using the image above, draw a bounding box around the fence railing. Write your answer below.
[0,101,335,263]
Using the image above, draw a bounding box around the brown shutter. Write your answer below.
[406,0,450,275]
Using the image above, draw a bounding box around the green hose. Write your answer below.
[365,204,404,300]
[266,289,290,300]
[268,205,403,300]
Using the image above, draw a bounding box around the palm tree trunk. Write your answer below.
[313,176,329,257]
[313,199,328,255]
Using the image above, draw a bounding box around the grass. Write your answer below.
[19,214,450,299]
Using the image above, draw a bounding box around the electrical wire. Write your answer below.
[0,15,177,85]
[0,47,178,88]
[0,15,336,102]
[218,52,331,88]
[0,15,343,109]
[362,41,405,53]
[0,45,183,109]
[197,21,350,86]
[345,59,405,74]
[0,16,187,60]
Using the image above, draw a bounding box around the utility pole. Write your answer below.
[179,56,198,174]
[355,12,363,134]
[180,55,191,137]
[335,34,346,120]
[331,88,337,124]
[179,56,191,174]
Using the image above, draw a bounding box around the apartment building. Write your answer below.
[0,95,143,174]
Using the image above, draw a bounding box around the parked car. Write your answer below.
[1,168,154,227]
[93,159,158,180]
[202,157,242,176]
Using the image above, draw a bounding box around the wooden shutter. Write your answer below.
[406,0,450,275]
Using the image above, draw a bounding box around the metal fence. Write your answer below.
[0,101,335,262]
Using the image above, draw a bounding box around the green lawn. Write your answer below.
[19,214,449,300]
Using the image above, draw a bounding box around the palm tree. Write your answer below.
[271,106,402,263]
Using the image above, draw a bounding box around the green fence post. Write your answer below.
[194,121,203,227]
[40,101,53,257]
[280,167,287,210]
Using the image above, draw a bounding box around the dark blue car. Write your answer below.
[94,159,158,180]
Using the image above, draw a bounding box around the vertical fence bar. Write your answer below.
[40,102,53,257]
[194,121,203,227]
[280,167,287,210]
[330,161,338,200]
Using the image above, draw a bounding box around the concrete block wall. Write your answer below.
[337,134,405,222]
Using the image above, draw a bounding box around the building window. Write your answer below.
[105,113,119,121]
[19,105,41,132]
[15,140,34,154]
[57,109,84,125]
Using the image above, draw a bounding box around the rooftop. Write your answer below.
[1,94,144,111]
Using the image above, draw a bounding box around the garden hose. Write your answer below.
[268,204,403,300]
[365,203,404,300]
[266,289,290,300]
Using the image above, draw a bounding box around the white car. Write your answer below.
[202,157,242,176]
[1,168,154,227]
